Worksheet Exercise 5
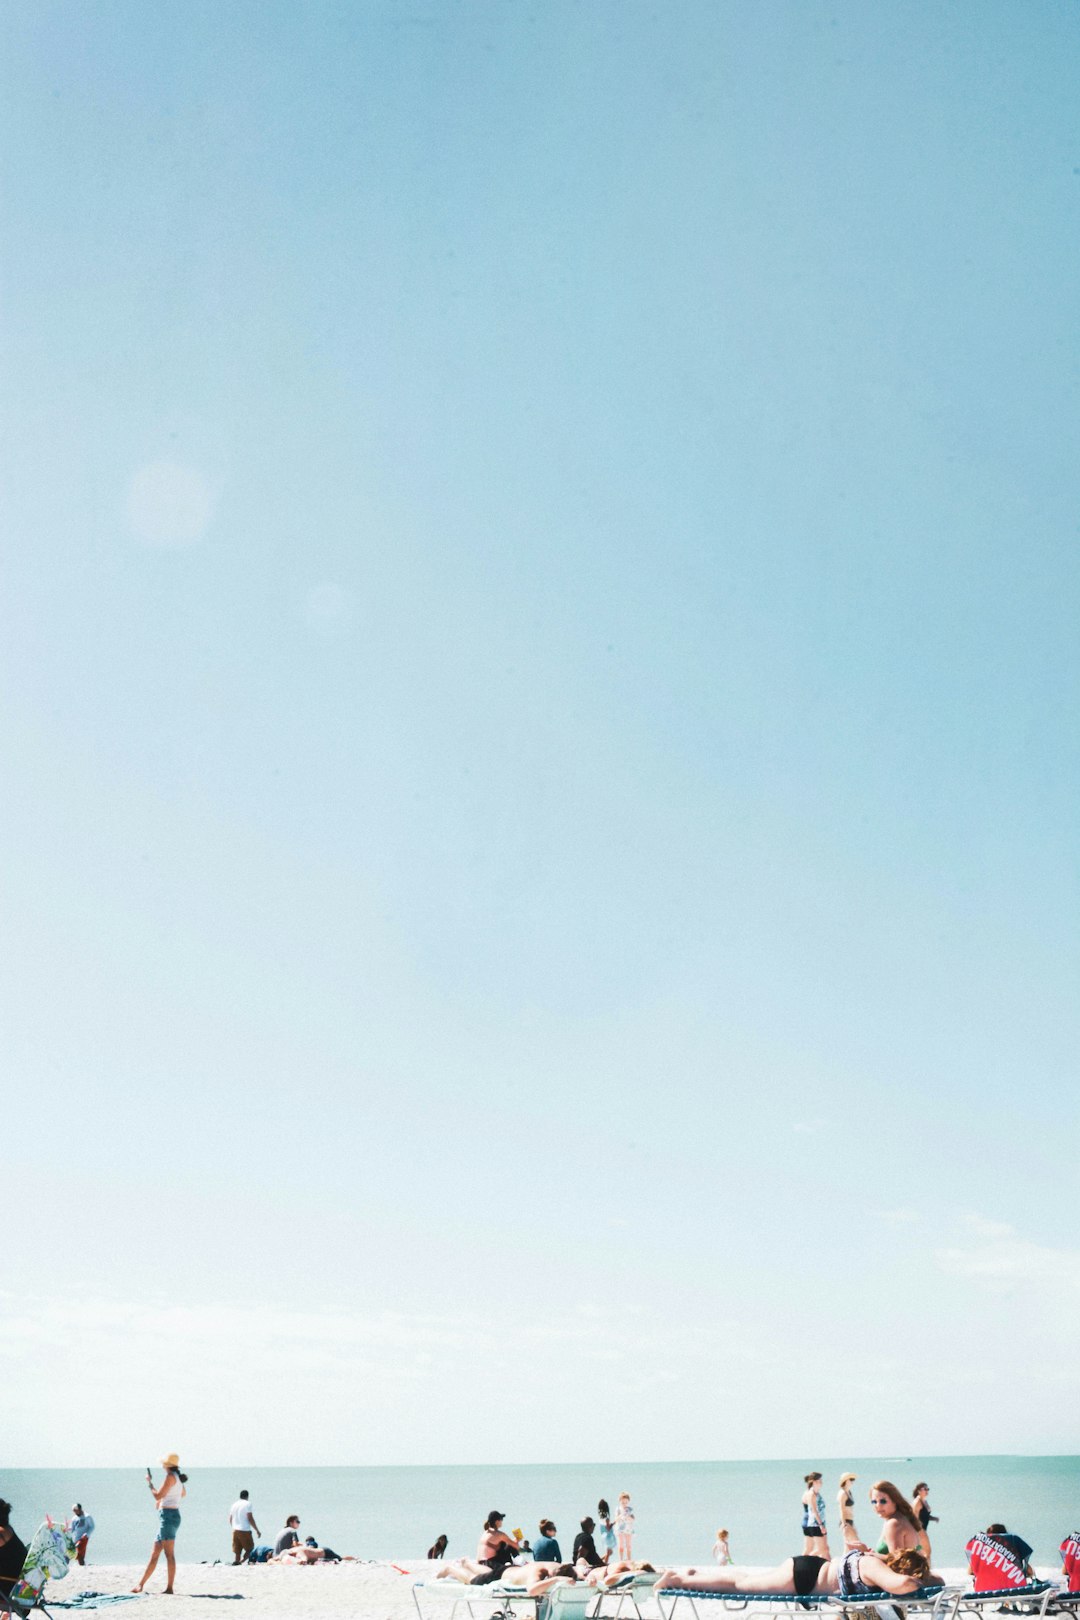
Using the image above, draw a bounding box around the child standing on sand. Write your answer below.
[597,1502,616,1565]
[712,1529,731,1564]
[614,1494,635,1562]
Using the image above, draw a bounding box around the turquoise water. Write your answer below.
[4,1458,1078,1569]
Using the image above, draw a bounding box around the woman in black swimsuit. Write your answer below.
[655,1547,936,1598]
[837,1473,859,1547]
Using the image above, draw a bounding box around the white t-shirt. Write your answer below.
[230,1501,255,1531]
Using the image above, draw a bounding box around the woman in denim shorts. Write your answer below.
[133,1455,187,1594]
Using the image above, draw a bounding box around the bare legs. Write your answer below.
[132,1537,176,1594]
[655,1561,799,1594]
[435,1559,487,1584]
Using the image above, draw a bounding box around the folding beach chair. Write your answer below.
[1,1523,75,1620]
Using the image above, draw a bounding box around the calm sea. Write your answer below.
[4,1458,1078,1569]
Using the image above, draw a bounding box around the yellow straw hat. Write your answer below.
[161,1453,180,1468]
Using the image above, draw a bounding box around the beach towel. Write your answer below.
[50,1596,139,1609]
[1061,1534,1080,1594]
[966,1534,1029,1592]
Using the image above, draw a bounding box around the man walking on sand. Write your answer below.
[228,1491,261,1565]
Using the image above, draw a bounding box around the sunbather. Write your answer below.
[656,1547,937,1598]
[582,1562,656,1589]
[273,1539,355,1564]
[435,1559,577,1596]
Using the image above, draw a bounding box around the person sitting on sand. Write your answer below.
[273,1538,355,1565]
[427,1535,449,1561]
[655,1547,938,1599]
[274,1516,302,1556]
[533,1522,561,1563]
[476,1512,520,1574]
[573,1518,605,1571]
[436,1560,577,1596]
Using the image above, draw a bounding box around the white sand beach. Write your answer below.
[55,1560,431,1620]
[50,1563,1005,1620]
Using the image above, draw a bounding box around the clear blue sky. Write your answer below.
[2,0,1079,1465]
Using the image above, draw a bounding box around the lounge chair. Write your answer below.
[944,1585,1055,1620]
[656,1583,948,1620]
[414,1578,562,1620]
[413,1578,644,1620]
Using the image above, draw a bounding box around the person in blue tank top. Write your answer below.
[801,1473,830,1558]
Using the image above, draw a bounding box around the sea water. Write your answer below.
[3,1457,1078,1569]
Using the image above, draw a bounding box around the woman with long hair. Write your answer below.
[132,1455,188,1595]
[869,1481,931,1561]
[656,1546,937,1598]
[801,1473,830,1559]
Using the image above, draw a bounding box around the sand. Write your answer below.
[45,1563,1003,1620]
[50,1560,433,1620]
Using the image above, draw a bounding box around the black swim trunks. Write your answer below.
[792,1556,827,1596]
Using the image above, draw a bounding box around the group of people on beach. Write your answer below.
[129,1457,352,1593]
[4,1464,1080,1608]
[433,1499,642,1596]
[661,1477,939,1602]
[796,1472,937,1561]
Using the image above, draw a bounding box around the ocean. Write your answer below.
[4,1457,1077,1569]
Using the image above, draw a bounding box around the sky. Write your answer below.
[2,0,1079,1467]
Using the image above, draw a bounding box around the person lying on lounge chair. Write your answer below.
[581,1561,656,1589]
[435,1559,577,1595]
[656,1547,938,1599]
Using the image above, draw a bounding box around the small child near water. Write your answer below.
[712,1529,731,1565]
[614,1494,635,1562]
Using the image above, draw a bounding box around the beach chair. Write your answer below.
[0,1523,75,1620]
[586,1572,657,1620]
[413,1578,542,1620]
[830,1588,951,1620]
[656,1585,948,1620]
[943,1586,1055,1620]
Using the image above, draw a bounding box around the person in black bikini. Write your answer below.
[837,1474,859,1547]
[654,1547,937,1598]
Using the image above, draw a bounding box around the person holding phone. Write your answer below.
[132,1454,187,1594]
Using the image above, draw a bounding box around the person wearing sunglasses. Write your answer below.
[868,1482,931,1560]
